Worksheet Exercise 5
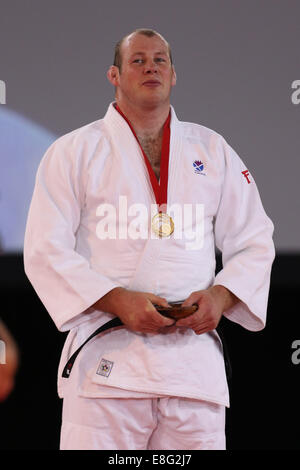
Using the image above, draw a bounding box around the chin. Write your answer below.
[139,94,169,109]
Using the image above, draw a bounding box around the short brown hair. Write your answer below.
[113,28,173,71]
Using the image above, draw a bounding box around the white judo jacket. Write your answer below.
[24,103,275,407]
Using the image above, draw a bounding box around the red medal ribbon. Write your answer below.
[114,103,171,212]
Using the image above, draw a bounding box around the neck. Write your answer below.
[115,99,170,139]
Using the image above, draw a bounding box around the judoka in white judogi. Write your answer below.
[24,30,275,450]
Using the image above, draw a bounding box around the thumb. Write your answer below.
[182,291,202,307]
[146,294,170,308]
[145,294,174,326]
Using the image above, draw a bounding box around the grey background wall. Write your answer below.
[0,0,299,252]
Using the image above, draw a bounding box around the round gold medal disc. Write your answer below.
[152,213,174,237]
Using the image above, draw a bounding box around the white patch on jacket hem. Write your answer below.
[96,358,114,377]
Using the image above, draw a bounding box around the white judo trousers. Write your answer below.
[24,102,275,450]
[60,394,226,450]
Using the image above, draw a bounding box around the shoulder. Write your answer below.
[50,118,106,152]
[177,119,229,157]
[176,118,247,174]
[39,118,109,171]
[178,119,222,141]
[179,120,219,138]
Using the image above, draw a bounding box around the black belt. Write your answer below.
[62,304,232,381]
[62,316,123,378]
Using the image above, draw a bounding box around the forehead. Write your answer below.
[121,33,169,58]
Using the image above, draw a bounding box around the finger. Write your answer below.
[181,295,195,308]
[193,320,217,335]
[147,294,170,308]
[194,326,212,335]
[142,309,174,328]
[158,324,177,334]
[139,321,173,333]
[145,296,174,326]
[152,311,175,327]
[181,291,203,307]
[175,310,200,327]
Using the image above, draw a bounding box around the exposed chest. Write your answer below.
[138,135,162,180]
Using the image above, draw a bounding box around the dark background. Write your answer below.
[0,253,299,450]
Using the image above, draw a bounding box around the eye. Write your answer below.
[155,57,166,63]
[133,59,144,64]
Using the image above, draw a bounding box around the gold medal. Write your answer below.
[152,212,174,237]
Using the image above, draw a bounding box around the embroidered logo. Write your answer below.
[193,160,206,175]
[96,358,114,377]
[242,169,251,184]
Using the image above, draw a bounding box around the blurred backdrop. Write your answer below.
[0,0,299,450]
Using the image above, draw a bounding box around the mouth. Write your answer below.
[142,80,161,87]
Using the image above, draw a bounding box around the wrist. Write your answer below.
[93,286,126,314]
[209,285,239,312]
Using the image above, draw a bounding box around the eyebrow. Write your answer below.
[130,51,168,57]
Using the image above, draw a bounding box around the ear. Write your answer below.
[171,65,177,87]
[107,66,120,86]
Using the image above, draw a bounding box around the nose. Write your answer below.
[143,59,158,74]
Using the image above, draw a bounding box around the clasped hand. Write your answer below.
[93,285,237,335]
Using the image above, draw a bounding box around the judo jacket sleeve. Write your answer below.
[213,137,275,331]
[23,136,120,332]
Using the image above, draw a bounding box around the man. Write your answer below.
[24,29,275,450]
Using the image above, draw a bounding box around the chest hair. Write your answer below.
[138,135,162,180]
